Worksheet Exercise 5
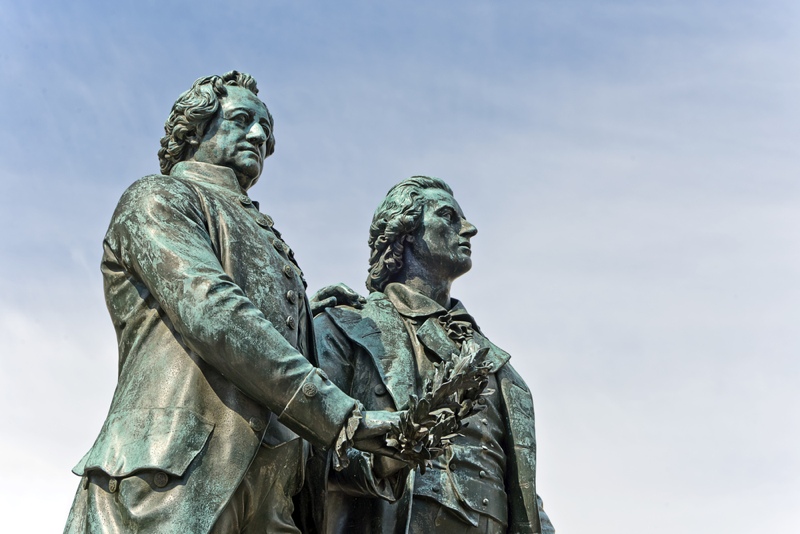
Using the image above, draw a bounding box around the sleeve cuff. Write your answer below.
[332,403,363,471]
[278,368,358,447]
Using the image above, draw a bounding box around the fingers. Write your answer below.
[373,454,413,478]
[310,296,337,316]
[311,284,367,309]
[334,283,366,309]
[357,419,397,438]
[355,442,408,462]
[352,295,367,309]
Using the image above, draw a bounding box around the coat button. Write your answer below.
[316,368,329,381]
[449,463,456,471]
[432,486,440,493]
[481,418,488,425]
[482,498,489,506]
[479,470,487,478]
[108,478,118,493]
[373,384,387,396]
[302,383,318,397]
[257,215,273,228]
[153,471,169,488]
[239,195,252,206]
[249,416,266,432]
[286,316,296,330]
[272,239,285,252]
[283,265,293,278]
[286,290,297,304]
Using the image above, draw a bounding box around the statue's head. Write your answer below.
[158,70,276,190]
[367,176,477,292]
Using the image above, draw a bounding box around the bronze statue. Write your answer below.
[312,176,556,533]
[64,71,413,533]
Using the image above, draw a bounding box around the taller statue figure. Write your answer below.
[312,176,556,534]
[65,71,404,534]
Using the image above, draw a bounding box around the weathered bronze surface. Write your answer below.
[64,72,427,533]
[311,177,556,533]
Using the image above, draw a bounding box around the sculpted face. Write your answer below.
[410,189,478,283]
[189,86,271,190]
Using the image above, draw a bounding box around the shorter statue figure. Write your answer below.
[313,176,556,533]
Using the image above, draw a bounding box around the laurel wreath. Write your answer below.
[384,339,493,473]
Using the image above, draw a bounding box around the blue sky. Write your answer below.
[1,1,798,531]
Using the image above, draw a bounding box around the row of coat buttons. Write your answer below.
[238,197,305,287]
[285,285,298,329]
[238,196,300,332]
[237,194,273,228]
[272,238,289,255]
[281,261,302,311]
[240,196,299,287]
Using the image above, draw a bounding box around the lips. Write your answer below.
[239,144,263,163]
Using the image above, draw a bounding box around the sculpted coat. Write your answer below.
[65,161,357,533]
[309,286,555,534]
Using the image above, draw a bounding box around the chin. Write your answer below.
[452,259,472,278]
[237,169,262,190]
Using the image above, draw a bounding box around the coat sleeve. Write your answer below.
[108,177,356,447]
[537,494,555,534]
[499,364,555,534]
[313,311,408,502]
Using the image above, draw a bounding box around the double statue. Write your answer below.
[65,71,556,534]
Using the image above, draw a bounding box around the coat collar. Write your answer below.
[171,161,246,195]
[383,283,446,317]
[326,288,512,408]
[384,284,510,372]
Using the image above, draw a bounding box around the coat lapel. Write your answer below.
[471,332,512,373]
[327,294,417,410]
[415,317,457,361]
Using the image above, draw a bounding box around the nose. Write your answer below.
[247,122,268,145]
[461,219,478,237]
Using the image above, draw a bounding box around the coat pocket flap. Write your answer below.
[72,408,214,478]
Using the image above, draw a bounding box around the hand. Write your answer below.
[373,455,409,479]
[351,410,406,461]
[310,283,367,315]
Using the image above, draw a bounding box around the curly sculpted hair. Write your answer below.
[157,70,276,175]
[366,176,453,292]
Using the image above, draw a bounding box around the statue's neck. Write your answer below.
[393,271,451,308]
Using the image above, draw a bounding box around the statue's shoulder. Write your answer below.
[319,292,399,337]
[497,362,529,392]
[113,174,203,218]
[121,173,198,201]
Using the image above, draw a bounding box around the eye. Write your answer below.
[225,112,251,127]
[439,208,458,222]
